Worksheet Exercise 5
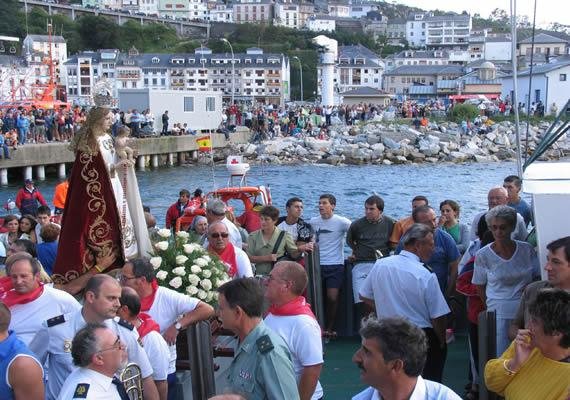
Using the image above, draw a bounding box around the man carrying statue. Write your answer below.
[52,80,152,294]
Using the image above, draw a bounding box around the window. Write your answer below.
[560,74,567,81]
[184,96,194,112]
[206,97,215,111]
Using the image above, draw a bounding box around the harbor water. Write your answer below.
[0,161,523,227]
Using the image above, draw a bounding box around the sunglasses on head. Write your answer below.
[210,232,229,238]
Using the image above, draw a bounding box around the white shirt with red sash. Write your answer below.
[265,297,324,400]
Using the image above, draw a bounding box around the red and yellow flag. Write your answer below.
[196,135,211,152]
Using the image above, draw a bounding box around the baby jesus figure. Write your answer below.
[115,126,135,164]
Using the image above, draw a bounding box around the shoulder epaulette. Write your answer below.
[117,319,134,331]
[73,383,90,398]
[47,314,65,327]
[256,334,274,354]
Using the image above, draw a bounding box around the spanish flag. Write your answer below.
[196,135,211,152]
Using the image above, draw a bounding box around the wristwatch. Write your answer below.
[174,322,182,331]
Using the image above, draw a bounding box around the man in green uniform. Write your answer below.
[217,278,300,400]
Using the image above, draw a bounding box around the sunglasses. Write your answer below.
[210,232,229,238]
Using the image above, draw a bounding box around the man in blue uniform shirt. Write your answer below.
[217,278,300,400]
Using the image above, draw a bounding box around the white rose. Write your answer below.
[200,279,212,291]
[156,270,168,280]
[197,289,207,300]
[169,277,183,289]
[183,243,200,254]
[175,255,189,265]
[187,274,200,286]
[155,241,169,251]
[157,228,172,238]
[190,264,202,274]
[202,255,211,263]
[202,270,212,278]
[176,231,190,239]
[186,286,199,295]
[195,258,208,267]
[149,257,162,270]
[172,267,186,276]
[206,291,215,302]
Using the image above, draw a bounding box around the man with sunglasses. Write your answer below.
[29,275,158,400]
[57,323,129,400]
[207,222,253,278]
[120,258,214,400]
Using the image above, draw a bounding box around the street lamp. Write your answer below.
[221,38,235,105]
[292,56,303,103]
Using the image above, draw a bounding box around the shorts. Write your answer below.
[351,261,375,303]
[321,264,344,289]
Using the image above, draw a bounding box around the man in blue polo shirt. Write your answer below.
[397,205,460,298]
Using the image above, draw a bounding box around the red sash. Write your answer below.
[140,280,159,312]
[1,280,44,307]
[267,296,316,320]
[138,312,161,339]
[209,242,238,278]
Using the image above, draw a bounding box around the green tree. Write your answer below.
[0,0,25,37]
[76,15,120,50]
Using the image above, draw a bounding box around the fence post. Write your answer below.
[187,320,216,399]
[305,245,324,329]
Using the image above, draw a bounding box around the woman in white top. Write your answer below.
[472,205,540,356]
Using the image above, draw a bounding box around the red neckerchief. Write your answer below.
[0,279,44,307]
[267,296,316,320]
[140,280,159,312]
[209,242,238,278]
[137,312,161,339]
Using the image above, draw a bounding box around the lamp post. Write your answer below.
[221,38,235,105]
[292,56,303,103]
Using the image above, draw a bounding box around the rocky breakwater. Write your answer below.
[217,120,569,166]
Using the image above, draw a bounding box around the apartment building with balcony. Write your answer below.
[386,18,406,46]
[297,2,315,28]
[327,2,350,18]
[425,13,471,48]
[385,50,449,71]
[518,33,569,58]
[232,0,274,24]
[63,47,290,106]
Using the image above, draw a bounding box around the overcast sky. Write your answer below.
[391,0,570,27]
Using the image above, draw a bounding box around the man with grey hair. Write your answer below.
[57,323,128,399]
[469,186,528,241]
[206,198,243,248]
[360,224,450,382]
[206,222,253,278]
[352,317,461,400]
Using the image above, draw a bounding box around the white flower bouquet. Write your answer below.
[151,229,230,305]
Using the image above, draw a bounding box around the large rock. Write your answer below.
[382,137,401,150]
[243,143,257,156]
[448,151,470,162]
[305,138,332,151]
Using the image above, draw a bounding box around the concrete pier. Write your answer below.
[24,166,32,181]
[58,163,66,179]
[36,165,46,181]
[0,130,250,184]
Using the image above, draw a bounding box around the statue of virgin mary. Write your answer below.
[52,80,152,286]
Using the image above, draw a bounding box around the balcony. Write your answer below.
[117,72,140,80]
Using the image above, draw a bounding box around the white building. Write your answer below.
[328,2,350,18]
[501,60,570,114]
[274,2,299,29]
[233,0,274,24]
[23,34,68,66]
[349,1,379,19]
[188,0,208,20]
[207,3,233,22]
[306,16,336,32]
[406,13,426,48]
[386,50,449,71]
[63,47,290,106]
[139,0,159,15]
[484,36,512,61]
[425,13,471,48]
[386,18,406,45]
[317,44,384,96]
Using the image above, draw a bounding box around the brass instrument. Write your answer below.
[119,363,143,400]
